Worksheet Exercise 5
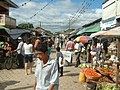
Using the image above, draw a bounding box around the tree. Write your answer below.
[18,23,34,29]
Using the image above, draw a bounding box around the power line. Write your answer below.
[69,0,87,22]
[29,0,53,19]
[19,0,32,8]
[71,2,92,25]
[65,0,90,29]
[66,0,97,29]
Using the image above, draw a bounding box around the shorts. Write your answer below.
[24,54,33,63]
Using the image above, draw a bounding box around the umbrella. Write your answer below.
[68,33,76,38]
[75,36,92,43]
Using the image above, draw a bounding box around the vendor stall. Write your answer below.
[100,26,120,88]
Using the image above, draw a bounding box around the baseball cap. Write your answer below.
[18,37,22,39]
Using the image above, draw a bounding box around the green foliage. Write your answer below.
[18,23,34,29]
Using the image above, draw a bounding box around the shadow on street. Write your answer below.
[8,85,33,90]
[63,72,79,76]
[0,80,20,90]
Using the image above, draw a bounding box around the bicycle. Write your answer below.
[4,51,19,70]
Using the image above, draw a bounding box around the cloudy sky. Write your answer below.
[10,0,102,32]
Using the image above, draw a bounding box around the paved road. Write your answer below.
[0,48,87,90]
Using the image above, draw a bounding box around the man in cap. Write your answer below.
[14,37,24,68]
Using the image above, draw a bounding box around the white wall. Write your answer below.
[102,0,116,20]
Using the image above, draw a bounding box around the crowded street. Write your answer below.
[1,0,120,90]
[0,47,87,90]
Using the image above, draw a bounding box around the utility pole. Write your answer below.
[69,19,70,30]
[28,23,29,29]
[40,21,41,28]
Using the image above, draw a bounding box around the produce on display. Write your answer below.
[99,67,114,75]
[97,82,120,90]
[81,68,101,81]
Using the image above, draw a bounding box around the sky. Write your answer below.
[10,0,103,33]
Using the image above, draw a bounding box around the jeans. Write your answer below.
[18,54,24,68]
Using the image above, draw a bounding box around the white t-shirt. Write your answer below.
[23,43,33,54]
[17,41,23,54]
[74,42,83,52]
[74,43,79,52]
[35,58,59,90]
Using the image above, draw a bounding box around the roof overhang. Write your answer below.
[0,0,18,8]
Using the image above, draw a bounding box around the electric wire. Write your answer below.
[29,0,53,19]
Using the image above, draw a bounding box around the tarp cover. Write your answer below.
[6,29,32,39]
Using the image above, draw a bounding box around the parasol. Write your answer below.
[74,36,92,43]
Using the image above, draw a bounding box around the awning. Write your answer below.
[0,28,10,38]
[84,23,100,33]
[102,26,120,36]
[90,30,107,38]
[0,26,10,30]
[77,23,101,35]
[6,29,32,39]
[76,29,85,35]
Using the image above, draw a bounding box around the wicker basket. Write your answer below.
[85,73,101,81]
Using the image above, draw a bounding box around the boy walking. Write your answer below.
[56,47,63,77]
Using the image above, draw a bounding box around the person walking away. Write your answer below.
[60,36,64,49]
[86,41,92,63]
[47,43,51,58]
[34,37,41,49]
[96,40,103,60]
[56,37,60,47]
[33,44,59,90]
[48,37,53,48]
[23,39,33,75]
[74,41,83,67]
[56,47,63,77]
[14,37,24,68]
[65,38,75,64]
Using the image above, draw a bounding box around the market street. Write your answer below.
[0,48,87,90]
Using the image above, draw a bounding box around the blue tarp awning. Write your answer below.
[6,29,32,39]
[76,29,85,35]
[0,28,10,38]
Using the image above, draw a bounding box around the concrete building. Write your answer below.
[101,0,120,30]
[0,0,18,28]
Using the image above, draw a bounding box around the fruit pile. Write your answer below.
[99,67,114,75]
[82,68,101,77]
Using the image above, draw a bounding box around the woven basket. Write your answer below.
[85,73,101,81]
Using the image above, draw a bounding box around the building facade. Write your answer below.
[0,0,18,28]
[101,0,120,30]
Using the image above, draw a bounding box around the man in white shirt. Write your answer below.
[74,41,83,67]
[33,44,59,90]
[14,37,24,68]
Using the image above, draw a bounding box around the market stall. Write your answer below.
[78,63,120,89]
[100,26,120,88]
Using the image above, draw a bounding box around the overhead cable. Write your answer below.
[19,0,32,8]
[29,0,53,19]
